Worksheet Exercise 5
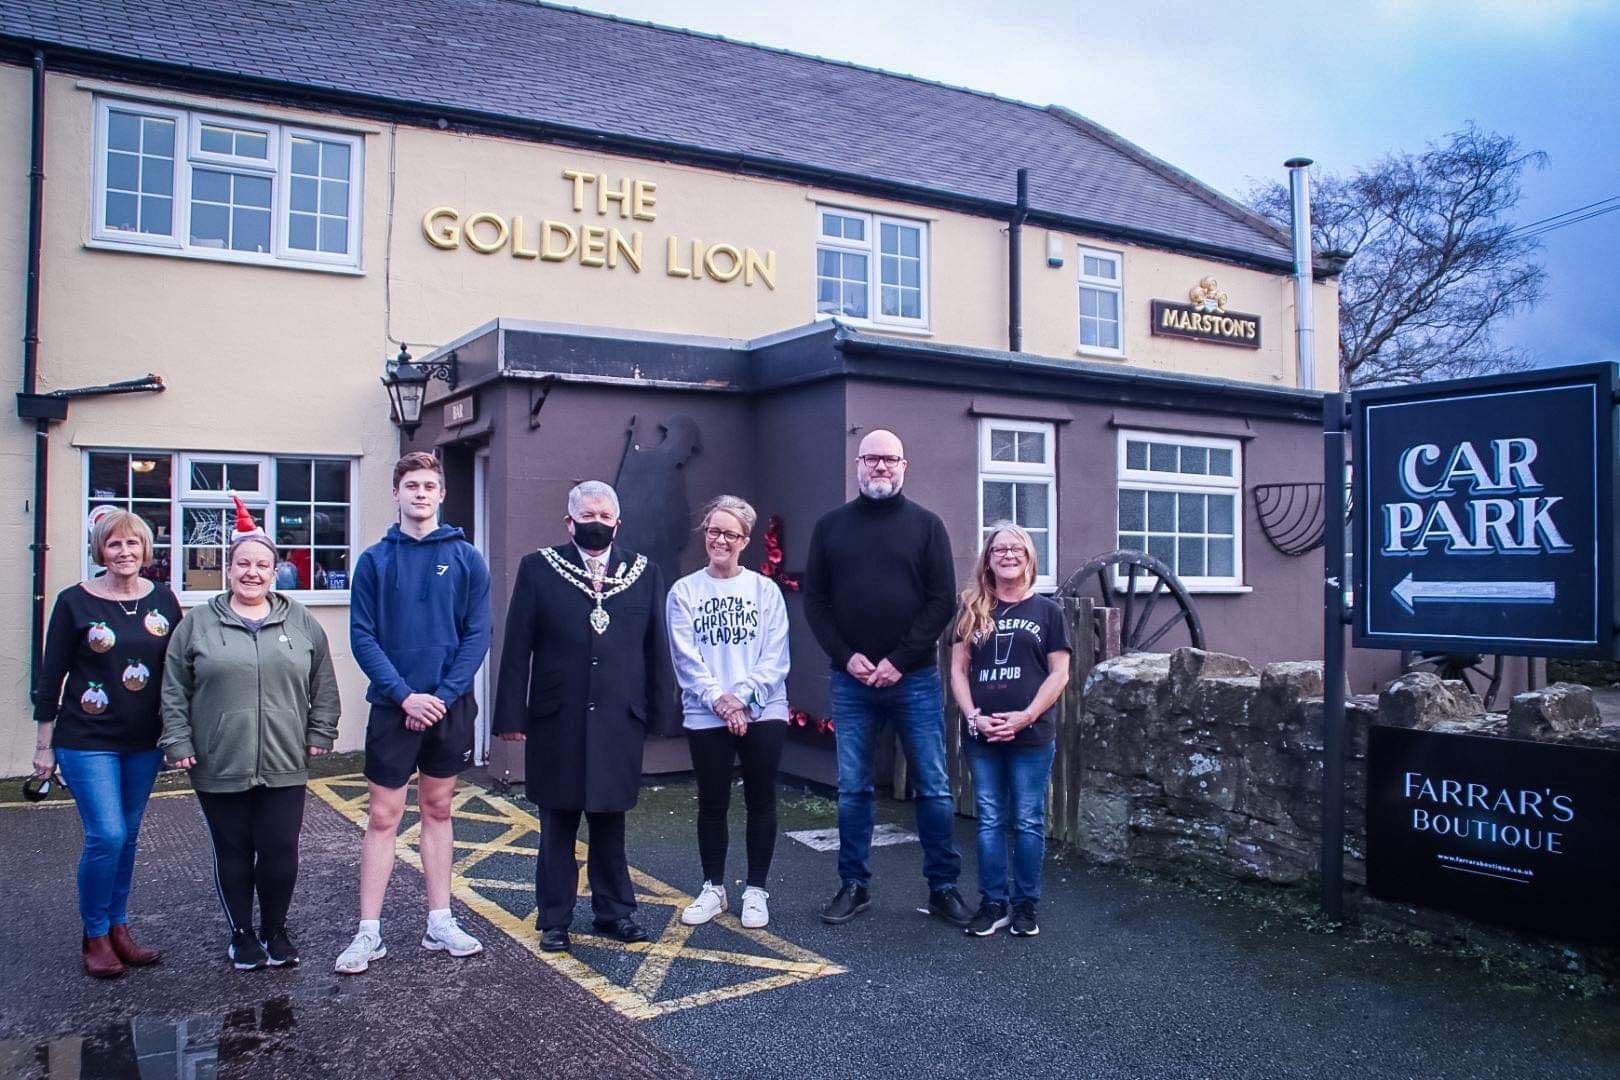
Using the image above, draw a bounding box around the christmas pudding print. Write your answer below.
[86,621,116,653]
[121,660,150,692]
[143,608,170,637]
[80,682,110,715]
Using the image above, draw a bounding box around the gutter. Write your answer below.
[0,37,1307,278]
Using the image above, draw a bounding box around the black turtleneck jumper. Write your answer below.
[804,492,956,673]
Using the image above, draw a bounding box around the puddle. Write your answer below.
[0,996,295,1079]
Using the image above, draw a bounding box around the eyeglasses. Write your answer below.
[704,527,747,544]
[857,454,904,468]
[988,545,1026,558]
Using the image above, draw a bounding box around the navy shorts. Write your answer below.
[364,694,477,789]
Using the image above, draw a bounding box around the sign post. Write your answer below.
[1327,362,1620,925]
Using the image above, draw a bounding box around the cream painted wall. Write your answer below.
[0,68,1341,775]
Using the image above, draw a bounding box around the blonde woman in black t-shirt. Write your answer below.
[32,509,183,978]
[948,522,1071,938]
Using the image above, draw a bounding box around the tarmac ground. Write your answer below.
[1,761,1617,1079]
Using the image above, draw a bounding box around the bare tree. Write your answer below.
[1250,126,1547,387]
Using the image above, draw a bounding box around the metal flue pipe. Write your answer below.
[1285,157,1315,390]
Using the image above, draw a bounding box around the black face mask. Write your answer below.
[571,519,616,552]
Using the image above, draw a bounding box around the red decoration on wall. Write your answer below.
[759,514,803,592]
[790,707,834,735]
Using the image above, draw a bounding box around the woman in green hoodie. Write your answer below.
[160,510,340,971]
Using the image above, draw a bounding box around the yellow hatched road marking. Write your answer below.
[307,773,844,1021]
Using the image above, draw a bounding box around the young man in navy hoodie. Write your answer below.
[335,452,492,975]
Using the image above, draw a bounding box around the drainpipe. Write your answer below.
[22,51,48,690]
[1009,168,1028,352]
[1285,157,1315,389]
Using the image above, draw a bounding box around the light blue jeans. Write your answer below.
[965,739,1056,905]
[54,748,164,936]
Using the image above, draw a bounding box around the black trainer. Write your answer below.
[964,900,1011,937]
[228,928,268,971]
[1009,901,1040,937]
[261,926,299,967]
[927,886,974,927]
[820,882,871,924]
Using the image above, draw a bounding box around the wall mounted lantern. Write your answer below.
[381,345,458,436]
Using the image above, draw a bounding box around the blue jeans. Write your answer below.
[54,748,164,936]
[831,667,961,890]
[965,739,1056,905]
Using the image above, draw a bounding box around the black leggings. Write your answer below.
[196,785,306,934]
[687,721,787,888]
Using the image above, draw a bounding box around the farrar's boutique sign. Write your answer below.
[1149,277,1260,348]
[1367,726,1620,942]
[421,169,777,289]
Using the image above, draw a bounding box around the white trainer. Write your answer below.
[334,930,386,975]
[422,915,483,957]
[740,887,770,929]
[681,881,728,925]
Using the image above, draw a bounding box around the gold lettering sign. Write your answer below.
[1149,298,1261,349]
[420,169,775,288]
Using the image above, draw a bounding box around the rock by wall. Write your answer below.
[1076,647,1620,888]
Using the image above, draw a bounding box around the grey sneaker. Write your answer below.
[334,930,387,975]
[422,915,483,957]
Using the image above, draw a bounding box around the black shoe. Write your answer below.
[927,886,974,928]
[592,917,649,944]
[228,928,268,971]
[539,928,571,952]
[260,925,299,967]
[1009,901,1040,937]
[820,882,871,925]
[964,900,1011,937]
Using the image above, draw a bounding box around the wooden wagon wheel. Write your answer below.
[1399,650,1506,710]
[1060,549,1205,653]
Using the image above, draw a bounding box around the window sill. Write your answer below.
[1186,585,1253,595]
[816,313,933,337]
[85,238,365,276]
[1077,348,1128,362]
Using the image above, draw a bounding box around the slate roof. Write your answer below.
[0,0,1293,266]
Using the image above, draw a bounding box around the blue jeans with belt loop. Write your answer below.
[831,667,961,890]
[54,748,164,937]
[964,739,1057,905]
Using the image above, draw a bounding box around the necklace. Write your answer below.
[540,547,648,634]
[91,580,143,616]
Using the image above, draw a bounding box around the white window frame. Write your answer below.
[978,419,1058,590]
[815,206,930,331]
[1078,245,1125,358]
[90,96,363,273]
[81,449,359,606]
[1115,429,1244,592]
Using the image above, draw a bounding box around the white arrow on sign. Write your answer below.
[1391,573,1556,615]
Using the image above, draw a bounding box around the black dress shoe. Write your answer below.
[927,886,974,928]
[592,917,649,944]
[820,882,871,924]
[539,928,571,952]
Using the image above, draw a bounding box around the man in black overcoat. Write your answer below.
[494,480,677,952]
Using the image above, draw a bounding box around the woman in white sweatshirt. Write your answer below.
[666,495,791,929]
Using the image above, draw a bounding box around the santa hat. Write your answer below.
[228,495,278,560]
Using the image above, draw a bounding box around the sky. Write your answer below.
[571,0,1620,370]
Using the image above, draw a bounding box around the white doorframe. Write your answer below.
[472,448,491,765]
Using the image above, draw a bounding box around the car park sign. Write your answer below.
[1352,364,1620,658]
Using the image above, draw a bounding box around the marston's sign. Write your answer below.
[1352,363,1620,659]
[1367,726,1620,943]
[1149,277,1260,348]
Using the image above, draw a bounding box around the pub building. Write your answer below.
[3,1,1510,782]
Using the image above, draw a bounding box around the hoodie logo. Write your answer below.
[436,565,450,576]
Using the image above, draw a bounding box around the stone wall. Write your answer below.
[1076,647,1620,888]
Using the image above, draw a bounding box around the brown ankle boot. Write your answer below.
[109,924,161,966]
[82,934,125,978]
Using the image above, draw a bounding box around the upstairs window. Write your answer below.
[1078,246,1123,355]
[816,207,929,329]
[93,98,362,270]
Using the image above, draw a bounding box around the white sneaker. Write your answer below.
[681,881,728,925]
[334,930,386,975]
[740,887,770,929]
[422,915,483,957]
